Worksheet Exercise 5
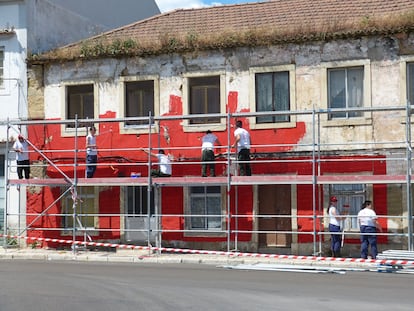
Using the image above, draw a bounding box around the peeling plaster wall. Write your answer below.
[27,33,414,249]
[40,34,414,153]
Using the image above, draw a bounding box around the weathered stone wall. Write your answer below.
[27,65,45,120]
[38,34,414,153]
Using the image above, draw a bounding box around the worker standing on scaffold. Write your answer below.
[86,126,98,178]
[13,134,30,179]
[232,120,252,176]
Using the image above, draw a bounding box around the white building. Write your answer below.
[0,0,160,236]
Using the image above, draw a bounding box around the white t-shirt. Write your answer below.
[234,127,250,152]
[13,140,29,161]
[202,133,218,151]
[157,154,172,175]
[86,134,97,156]
[358,208,377,227]
[328,206,340,226]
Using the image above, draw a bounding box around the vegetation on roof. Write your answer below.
[29,10,414,64]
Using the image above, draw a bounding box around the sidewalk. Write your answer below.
[0,247,391,271]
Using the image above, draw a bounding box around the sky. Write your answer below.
[155,0,266,13]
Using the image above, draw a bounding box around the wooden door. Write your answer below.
[258,184,292,248]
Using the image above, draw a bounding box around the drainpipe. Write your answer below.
[3,119,10,247]
[406,102,413,251]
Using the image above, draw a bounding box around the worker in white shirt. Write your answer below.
[232,120,251,176]
[327,196,347,257]
[141,149,172,177]
[13,134,30,179]
[86,126,98,178]
[357,200,382,259]
[201,130,221,177]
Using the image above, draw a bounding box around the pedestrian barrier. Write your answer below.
[2,234,414,266]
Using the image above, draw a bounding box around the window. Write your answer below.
[407,63,414,106]
[249,65,296,130]
[330,184,366,229]
[62,186,97,232]
[126,186,154,216]
[328,67,364,119]
[188,186,223,231]
[66,84,94,127]
[255,71,290,123]
[125,80,154,126]
[188,76,220,124]
[0,48,4,87]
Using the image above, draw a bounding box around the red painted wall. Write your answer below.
[24,93,387,248]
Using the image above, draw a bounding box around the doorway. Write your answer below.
[258,184,292,249]
[125,186,157,243]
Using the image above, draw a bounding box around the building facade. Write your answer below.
[8,0,414,256]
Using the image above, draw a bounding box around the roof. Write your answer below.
[32,0,414,63]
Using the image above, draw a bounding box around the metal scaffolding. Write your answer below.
[2,104,414,255]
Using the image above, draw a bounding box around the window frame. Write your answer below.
[321,60,372,126]
[182,72,226,132]
[408,63,414,106]
[119,75,160,135]
[125,186,155,216]
[61,81,98,137]
[327,66,364,119]
[402,59,414,107]
[249,65,297,130]
[61,186,99,236]
[184,186,226,237]
[329,184,367,230]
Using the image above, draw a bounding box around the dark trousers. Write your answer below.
[329,224,342,257]
[360,225,378,259]
[151,169,171,177]
[17,160,30,179]
[201,149,215,177]
[86,154,97,178]
[237,149,251,176]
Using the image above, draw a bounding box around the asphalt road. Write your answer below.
[0,260,412,311]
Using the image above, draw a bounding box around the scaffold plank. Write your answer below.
[232,175,313,185]
[76,177,149,186]
[152,176,228,186]
[8,178,70,186]
[317,175,407,184]
[7,174,409,187]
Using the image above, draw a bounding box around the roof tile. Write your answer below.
[38,0,414,61]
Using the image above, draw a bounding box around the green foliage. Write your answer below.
[6,237,17,246]
[80,38,139,58]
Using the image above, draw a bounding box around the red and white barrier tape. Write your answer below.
[1,234,413,266]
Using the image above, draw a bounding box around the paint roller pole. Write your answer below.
[341,204,350,249]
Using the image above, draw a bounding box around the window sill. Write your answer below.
[183,123,226,133]
[61,230,99,236]
[61,126,88,137]
[321,117,372,128]
[120,124,158,135]
[249,120,297,130]
[184,231,227,238]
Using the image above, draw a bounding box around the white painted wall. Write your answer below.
[0,0,160,239]
[0,1,28,137]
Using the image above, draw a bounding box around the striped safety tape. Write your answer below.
[1,234,413,266]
